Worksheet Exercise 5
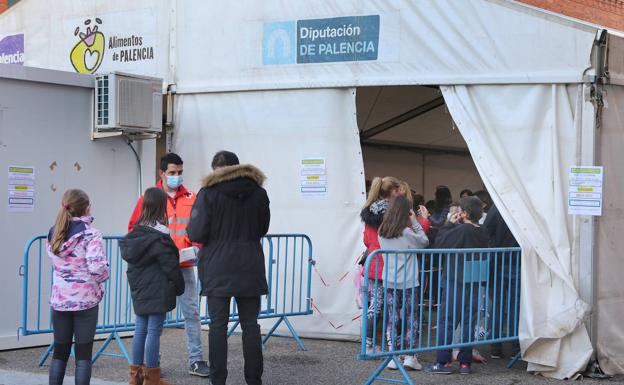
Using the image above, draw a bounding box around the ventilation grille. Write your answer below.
[117,78,152,128]
[96,75,109,126]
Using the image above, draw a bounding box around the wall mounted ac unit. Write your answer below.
[93,72,163,139]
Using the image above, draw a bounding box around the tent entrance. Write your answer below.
[356,85,484,202]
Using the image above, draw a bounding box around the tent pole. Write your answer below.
[580,30,607,365]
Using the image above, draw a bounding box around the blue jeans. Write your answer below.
[132,313,165,368]
[179,267,204,365]
[436,281,480,364]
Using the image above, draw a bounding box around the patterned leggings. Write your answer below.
[366,280,385,344]
[385,287,420,351]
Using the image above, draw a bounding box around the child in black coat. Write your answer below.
[120,187,184,385]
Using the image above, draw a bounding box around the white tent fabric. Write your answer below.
[174,0,596,92]
[173,89,365,338]
[441,84,594,378]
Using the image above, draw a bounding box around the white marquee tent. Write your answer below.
[1,0,623,379]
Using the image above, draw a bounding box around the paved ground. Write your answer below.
[1,329,623,384]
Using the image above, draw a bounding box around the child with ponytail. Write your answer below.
[47,189,110,385]
[360,176,401,354]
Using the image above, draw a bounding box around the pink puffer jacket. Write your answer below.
[47,217,110,311]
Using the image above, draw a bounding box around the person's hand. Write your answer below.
[418,205,429,218]
[449,212,461,224]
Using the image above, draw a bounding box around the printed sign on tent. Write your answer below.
[8,165,35,213]
[0,33,24,65]
[301,158,327,199]
[568,166,603,216]
[263,15,380,65]
[64,9,158,75]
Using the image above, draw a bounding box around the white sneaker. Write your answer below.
[387,357,400,370]
[366,345,377,355]
[403,356,423,371]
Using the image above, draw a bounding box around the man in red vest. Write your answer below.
[128,153,209,378]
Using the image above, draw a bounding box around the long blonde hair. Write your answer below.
[364,176,401,209]
[398,181,414,206]
[50,189,90,254]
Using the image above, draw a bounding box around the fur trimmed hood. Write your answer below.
[202,164,266,188]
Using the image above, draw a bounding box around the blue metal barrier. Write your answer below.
[358,248,521,385]
[19,234,314,365]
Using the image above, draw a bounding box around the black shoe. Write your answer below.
[48,359,67,385]
[189,360,210,377]
[74,360,92,385]
[459,363,472,375]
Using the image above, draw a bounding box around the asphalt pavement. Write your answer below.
[1,329,623,385]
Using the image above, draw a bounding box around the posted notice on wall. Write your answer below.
[301,158,327,199]
[8,165,35,212]
[568,166,603,216]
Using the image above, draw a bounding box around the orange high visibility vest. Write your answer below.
[166,188,196,267]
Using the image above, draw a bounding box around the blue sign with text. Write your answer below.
[263,15,380,65]
[297,15,379,63]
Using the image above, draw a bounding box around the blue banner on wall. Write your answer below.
[263,15,380,65]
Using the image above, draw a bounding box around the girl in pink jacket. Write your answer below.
[47,189,109,385]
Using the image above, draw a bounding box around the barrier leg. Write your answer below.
[38,342,55,366]
[282,317,306,351]
[262,316,284,347]
[364,355,413,385]
[91,333,114,364]
[507,351,522,369]
[113,332,132,364]
[227,321,240,338]
[393,355,415,385]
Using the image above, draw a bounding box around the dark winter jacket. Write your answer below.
[433,222,489,285]
[187,164,271,297]
[483,204,520,280]
[119,225,185,315]
[483,205,519,248]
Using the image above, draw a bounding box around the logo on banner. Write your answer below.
[0,33,25,65]
[70,18,105,74]
[263,21,296,65]
[68,13,156,75]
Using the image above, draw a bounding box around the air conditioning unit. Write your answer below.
[94,72,162,137]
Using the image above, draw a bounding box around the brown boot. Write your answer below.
[143,367,172,385]
[129,365,144,385]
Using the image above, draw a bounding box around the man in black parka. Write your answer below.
[187,151,270,385]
